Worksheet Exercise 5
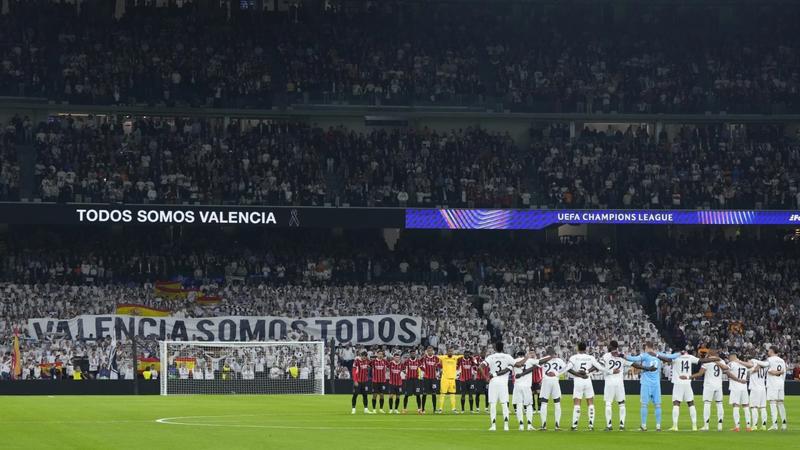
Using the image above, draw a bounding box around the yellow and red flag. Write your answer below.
[154,281,198,299]
[175,357,197,371]
[196,294,222,305]
[137,357,161,373]
[116,303,171,317]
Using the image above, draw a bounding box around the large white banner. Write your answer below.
[27,314,422,346]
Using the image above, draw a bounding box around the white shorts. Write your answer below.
[573,381,595,399]
[603,382,625,403]
[766,387,785,401]
[672,383,694,403]
[749,389,766,407]
[540,378,561,400]
[702,386,722,402]
[488,380,510,404]
[728,389,749,406]
[513,385,533,405]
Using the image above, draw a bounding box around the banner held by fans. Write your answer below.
[27,314,422,345]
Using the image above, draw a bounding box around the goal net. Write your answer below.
[159,341,325,396]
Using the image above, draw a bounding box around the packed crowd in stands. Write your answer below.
[0,228,500,379]
[2,2,800,113]
[531,123,800,210]
[0,119,21,201]
[30,114,520,207]
[0,227,544,288]
[14,114,800,210]
[483,285,666,380]
[634,237,800,368]
[0,231,620,380]
[0,283,489,380]
[33,117,328,205]
[1,1,800,384]
[2,227,797,380]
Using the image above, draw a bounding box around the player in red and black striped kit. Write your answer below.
[420,346,442,414]
[387,353,404,414]
[402,349,423,413]
[531,364,543,416]
[370,350,389,413]
[473,350,489,412]
[351,351,374,414]
[457,350,477,413]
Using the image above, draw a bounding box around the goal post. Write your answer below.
[159,341,325,396]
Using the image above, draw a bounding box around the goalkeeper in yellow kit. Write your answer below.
[437,347,463,414]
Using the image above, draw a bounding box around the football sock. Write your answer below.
[572,406,581,427]
[554,403,562,427]
[540,402,548,428]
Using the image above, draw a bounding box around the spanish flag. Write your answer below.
[137,357,161,373]
[11,331,22,380]
[175,357,197,370]
[154,281,198,299]
[116,303,171,317]
[196,294,222,305]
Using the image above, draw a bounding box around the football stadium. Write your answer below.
[0,1,799,449]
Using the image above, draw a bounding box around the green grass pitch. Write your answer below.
[0,395,797,449]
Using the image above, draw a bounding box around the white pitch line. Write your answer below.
[2,420,152,424]
[156,414,481,431]
[154,415,731,433]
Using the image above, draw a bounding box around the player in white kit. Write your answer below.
[690,350,745,431]
[566,342,606,431]
[726,353,753,431]
[766,347,788,430]
[743,354,770,430]
[483,343,528,431]
[512,351,552,431]
[600,341,658,431]
[656,348,720,431]
[539,347,569,431]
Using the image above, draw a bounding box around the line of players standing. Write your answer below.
[350,346,504,415]
[483,341,789,432]
[350,341,790,434]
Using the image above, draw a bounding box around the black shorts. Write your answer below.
[473,380,487,394]
[403,379,420,394]
[424,379,439,394]
[387,384,403,395]
[372,382,387,393]
[353,382,370,394]
[457,380,471,394]
[532,382,541,393]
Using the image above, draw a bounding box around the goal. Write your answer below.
[159,341,325,396]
